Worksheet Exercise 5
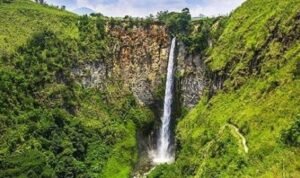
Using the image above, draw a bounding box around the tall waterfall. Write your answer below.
[152,37,176,164]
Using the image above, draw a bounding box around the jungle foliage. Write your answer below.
[149,0,300,177]
[0,1,153,177]
[1,0,300,177]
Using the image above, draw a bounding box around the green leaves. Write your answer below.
[0,9,150,178]
[157,8,191,36]
[281,115,300,147]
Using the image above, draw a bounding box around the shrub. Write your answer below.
[281,115,300,147]
[156,8,191,36]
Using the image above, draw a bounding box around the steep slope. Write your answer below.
[0,1,155,177]
[0,0,78,56]
[149,0,300,177]
[1,0,299,177]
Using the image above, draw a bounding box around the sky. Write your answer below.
[46,0,246,17]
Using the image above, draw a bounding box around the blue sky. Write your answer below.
[47,0,246,17]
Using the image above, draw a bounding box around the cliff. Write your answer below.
[0,0,299,177]
[73,23,170,106]
[71,22,213,109]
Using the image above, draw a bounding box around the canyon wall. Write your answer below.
[72,23,209,109]
[176,42,207,108]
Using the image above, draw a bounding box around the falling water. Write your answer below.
[152,37,176,164]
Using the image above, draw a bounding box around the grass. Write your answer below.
[0,1,154,177]
[208,0,300,71]
[1,0,299,177]
[0,0,78,55]
[150,0,300,177]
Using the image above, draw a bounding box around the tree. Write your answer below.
[90,13,104,17]
[156,10,169,21]
[156,8,191,36]
[182,8,190,14]
[96,17,106,38]
[144,15,154,28]
[35,0,45,4]
[281,116,300,147]
[1,0,14,3]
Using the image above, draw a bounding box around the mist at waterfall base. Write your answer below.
[150,38,176,165]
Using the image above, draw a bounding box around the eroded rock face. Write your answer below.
[72,24,170,106]
[72,60,108,90]
[177,42,207,108]
[72,24,208,108]
[109,24,170,105]
[131,79,154,106]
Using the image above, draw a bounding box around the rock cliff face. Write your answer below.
[109,24,170,106]
[72,23,209,108]
[72,24,170,106]
[176,42,208,108]
[72,60,108,90]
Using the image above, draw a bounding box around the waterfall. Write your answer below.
[152,37,176,164]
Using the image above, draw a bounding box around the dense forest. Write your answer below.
[0,0,299,177]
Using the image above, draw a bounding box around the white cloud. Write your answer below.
[48,0,246,17]
[190,0,246,17]
[94,0,184,17]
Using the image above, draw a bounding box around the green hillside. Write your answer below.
[0,0,78,56]
[0,0,152,177]
[150,0,300,177]
[0,0,299,177]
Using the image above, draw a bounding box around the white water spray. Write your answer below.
[152,37,176,164]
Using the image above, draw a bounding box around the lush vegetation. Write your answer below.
[182,16,228,54]
[0,0,78,56]
[156,8,191,36]
[149,0,300,177]
[1,0,299,177]
[0,0,154,177]
[156,8,228,55]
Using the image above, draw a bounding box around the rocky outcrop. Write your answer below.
[109,24,170,106]
[72,24,170,106]
[176,42,208,108]
[72,60,108,90]
[72,23,211,108]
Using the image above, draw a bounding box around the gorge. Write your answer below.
[0,0,300,178]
